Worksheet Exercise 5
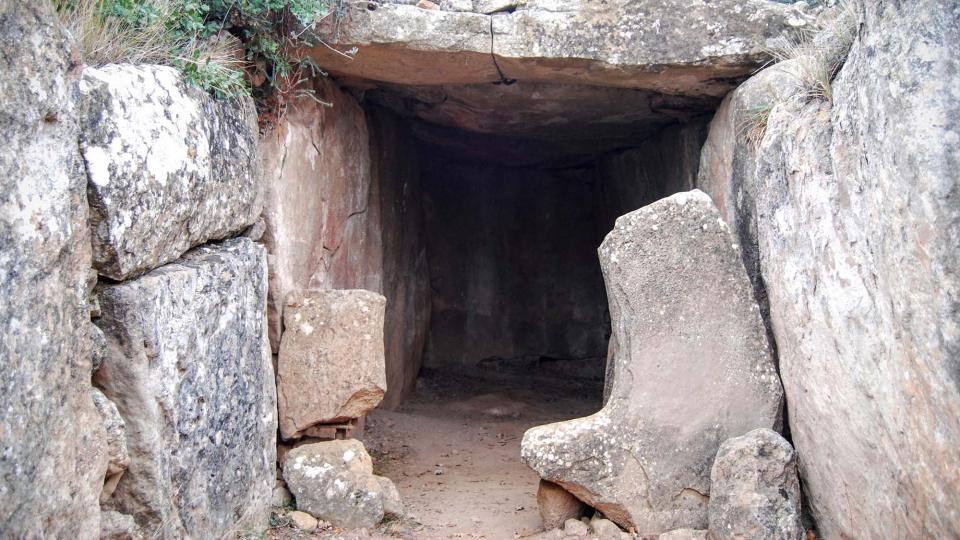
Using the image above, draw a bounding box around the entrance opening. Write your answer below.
[356,81,715,537]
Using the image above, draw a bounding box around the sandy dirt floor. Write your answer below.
[360,368,604,540]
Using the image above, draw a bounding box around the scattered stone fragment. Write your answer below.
[377,476,405,518]
[522,190,783,534]
[708,429,802,540]
[590,515,625,540]
[272,480,293,508]
[91,389,128,501]
[564,518,590,537]
[277,289,387,440]
[290,510,320,531]
[416,0,440,8]
[538,480,587,530]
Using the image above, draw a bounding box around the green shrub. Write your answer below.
[56,0,342,104]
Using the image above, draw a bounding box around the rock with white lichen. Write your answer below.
[282,440,402,529]
[76,64,263,281]
[521,190,783,535]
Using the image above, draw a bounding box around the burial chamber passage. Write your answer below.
[288,0,804,406]
[356,80,716,395]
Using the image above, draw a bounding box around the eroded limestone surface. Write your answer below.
[77,65,263,280]
[94,238,276,538]
[0,2,106,536]
[696,1,960,535]
[277,289,387,440]
[521,190,782,534]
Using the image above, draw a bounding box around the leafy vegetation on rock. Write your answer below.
[56,0,345,107]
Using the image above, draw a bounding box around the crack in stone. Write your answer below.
[488,18,516,85]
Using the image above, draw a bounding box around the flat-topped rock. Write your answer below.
[277,289,387,440]
[522,190,783,535]
[309,0,814,93]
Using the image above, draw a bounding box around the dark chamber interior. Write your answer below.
[358,80,716,400]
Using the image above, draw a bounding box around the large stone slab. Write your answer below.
[259,79,380,352]
[708,429,802,540]
[77,65,263,280]
[521,190,782,535]
[366,105,432,409]
[277,289,387,439]
[309,0,814,92]
[94,238,276,538]
[697,2,960,536]
[0,2,107,536]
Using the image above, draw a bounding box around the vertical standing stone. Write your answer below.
[522,190,782,534]
[0,1,106,536]
[95,238,276,538]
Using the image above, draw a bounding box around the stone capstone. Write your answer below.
[521,190,783,534]
[277,289,387,440]
[282,440,402,529]
[304,0,815,161]
[538,480,588,530]
[94,238,276,538]
[77,64,263,280]
[0,1,107,536]
[707,429,802,540]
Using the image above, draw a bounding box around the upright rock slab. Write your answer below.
[277,289,387,439]
[0,2,107,536]
[77,65,263,280]
[522,191,782,534]
[708,429,802,540]
[697,2,960,536]
[260,80,380,352]
[94,238,276,538]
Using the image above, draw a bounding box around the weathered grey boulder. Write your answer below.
[538,480,587,530]
[277,289,387,439]
[92,388,130,501]
[94,238,276,538]
[76,64,263,280]
[283,440,399,529]
[522,191,783,534]
[99,510,144,540]
[377,475,405,518]
[708,429,802,540]
[0,2,107,536]
[697,1,960,536]
[589,515,625,540]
